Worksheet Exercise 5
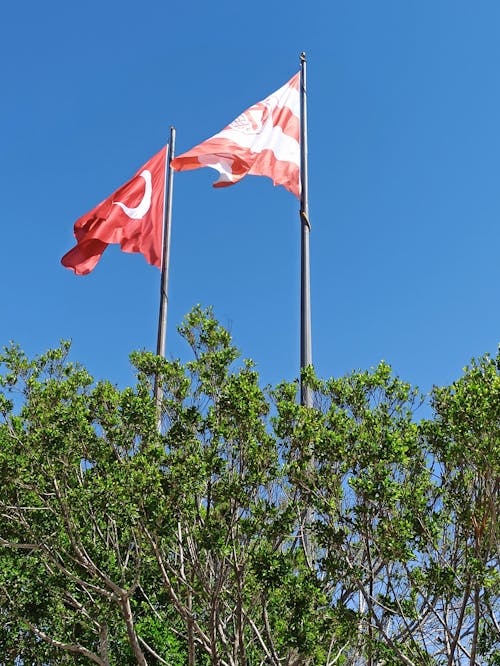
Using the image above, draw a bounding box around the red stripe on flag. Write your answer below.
[271,105,300,142]
[248,148,300,197]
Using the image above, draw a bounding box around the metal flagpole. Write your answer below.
[299,53,313,408]
[299,53,315,567]
[154,127,176,416]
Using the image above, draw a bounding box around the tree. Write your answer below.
[421,352,500,665]
[0,308,498,665]
[0,342,184,665]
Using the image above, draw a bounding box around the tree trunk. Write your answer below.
[99,623,109,666]
[122,596,148,666]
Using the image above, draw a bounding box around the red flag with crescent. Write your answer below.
[61,146,167,275]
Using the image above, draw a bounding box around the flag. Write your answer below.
[171,73,300,198]
[61,146,167,275]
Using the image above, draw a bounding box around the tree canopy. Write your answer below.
[0,307,498,665]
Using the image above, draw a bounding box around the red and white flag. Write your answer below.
[61,146,167,275]
[171,73,300,198]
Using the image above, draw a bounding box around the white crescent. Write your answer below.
[112,170,152,219]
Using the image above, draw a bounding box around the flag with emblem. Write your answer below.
[171,74,300,198]
[61,146,167,275]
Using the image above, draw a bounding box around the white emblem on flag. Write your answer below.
[113,170,152,219]
[228,101,269,135]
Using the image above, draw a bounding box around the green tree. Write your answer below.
[0,342,184,665]
[0,309,498,665]
[421,352,500,666]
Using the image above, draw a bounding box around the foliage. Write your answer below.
[0,307,498,665]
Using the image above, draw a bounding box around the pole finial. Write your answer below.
[300,51,306,63]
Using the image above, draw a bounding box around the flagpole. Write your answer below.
[299,52,313,408]
[299,52,316,568]
[154,127,176,414]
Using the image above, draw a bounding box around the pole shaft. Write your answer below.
[154,128,176,414]
[300,53,313,407]
[156,128,176,358]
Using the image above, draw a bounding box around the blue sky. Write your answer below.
[2,1,500,403]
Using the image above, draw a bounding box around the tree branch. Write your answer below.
[26,622,106,666]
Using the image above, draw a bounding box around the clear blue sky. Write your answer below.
[2,1,500,402]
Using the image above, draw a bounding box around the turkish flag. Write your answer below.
[62,146,167,275]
